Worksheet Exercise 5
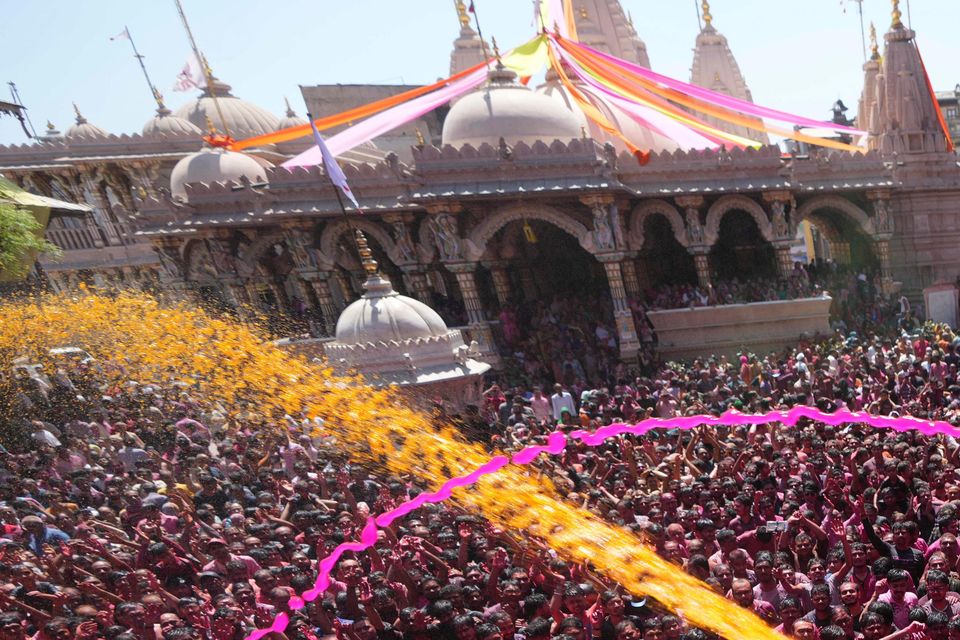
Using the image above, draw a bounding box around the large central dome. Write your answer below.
[174,79,280,140]
[442,66,583,149]
[334,275,449,345]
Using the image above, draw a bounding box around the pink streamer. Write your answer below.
[282,67,487,168]
[554,45,722,150]
[246,407,958,639]
[560,37,866,135]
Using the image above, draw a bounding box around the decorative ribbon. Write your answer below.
[245,406,960,640]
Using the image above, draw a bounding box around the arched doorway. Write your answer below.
[709,210,776,280]
[638,214,696,288]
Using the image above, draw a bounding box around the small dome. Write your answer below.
[66,105,109,139]
[442,66,583,148]
[169,147,269,200]
[143,105,202,137]
[335,274,449,345]
[173,78,280,140]
[276,99,313,155]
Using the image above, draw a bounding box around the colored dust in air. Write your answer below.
[0,292,785,640]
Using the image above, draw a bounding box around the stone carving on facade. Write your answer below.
[282,228,318,271]
[591,204,616,251]
[771,200,792,240]
[874,199,893,234]
[156,246,185,280]
[430,214,462,261]
[608,204,626,250]
[391,220,417,263]
[685,207,704,245]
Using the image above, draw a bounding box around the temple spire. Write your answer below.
[869,22,879,60]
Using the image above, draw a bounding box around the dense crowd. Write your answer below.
[6,317,960,640]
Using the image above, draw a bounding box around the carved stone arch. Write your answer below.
[802,212,844,243]
[795,195,875,238]
[704,195,774,247]
[183,239,219,284]
[629,199,689,250]
[319,219,401,266]
[466,203,591,260]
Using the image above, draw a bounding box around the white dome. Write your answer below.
[537,72,679,154]
[143,106,202,137]
[275,102,313,155]
[169,147,269,200]
[335,274,449,345]
[442,67,583,149]
[66,107,108,139]
[173,79,280,140]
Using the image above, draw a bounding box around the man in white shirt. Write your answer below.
[550,384,576,422]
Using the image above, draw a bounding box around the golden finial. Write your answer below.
[869,22,879,58]
[701,0,713,27]
[891,0,903,27]
[415,128,425,146]
[46,121,55,131]
[284,96,295,118]
[153,88,166,110]
[454,0,470,28]
[354,229,379,276]
[579,5,588,19]
[204,115,218,136]
[72,102,86,124]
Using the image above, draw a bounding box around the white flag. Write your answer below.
[308,113,361,210]
[109,27,130,41]
[173,55,206,92]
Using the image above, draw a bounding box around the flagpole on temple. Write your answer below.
[116,26,166,110]
[172,0,232,138]
[468,1,493,68]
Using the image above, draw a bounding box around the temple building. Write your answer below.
[0,1,958,363]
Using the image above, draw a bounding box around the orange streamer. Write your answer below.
[546,44,649,163]
[916,44,955,152]
[558,36,864,153]
[229,60,490,151]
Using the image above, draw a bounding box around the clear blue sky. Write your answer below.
[0,0,956,144]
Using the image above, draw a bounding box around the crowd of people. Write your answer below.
[6,314,960,640]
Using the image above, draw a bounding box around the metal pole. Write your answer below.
[172,0,231,138]
[694,0,702,31]
[124,27,164,108]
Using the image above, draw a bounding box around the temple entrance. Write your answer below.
[637,214,697,288]
[709,210,776,280]
[481,220,617,386]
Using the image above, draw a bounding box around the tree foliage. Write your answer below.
[0,202,61,278]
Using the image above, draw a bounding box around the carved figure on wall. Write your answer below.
[156,246,185,280]
[771,201,790,240]
[430,215,462,261]
[592,205,615,251]
[283,229,317,270]
[392,220,417,263]
[685,208,704,245]
[608,204,626,249]
[874,199,893,234]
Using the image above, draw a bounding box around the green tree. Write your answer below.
[0,202,61,279]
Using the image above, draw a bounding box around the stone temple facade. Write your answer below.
[0,5,957,366]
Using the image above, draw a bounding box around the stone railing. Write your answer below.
[46,225,104,251]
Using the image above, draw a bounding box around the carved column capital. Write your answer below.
[673,195,705,210]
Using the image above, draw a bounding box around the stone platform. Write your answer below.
[646,296,832,361]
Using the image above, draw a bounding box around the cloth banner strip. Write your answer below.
[555,45,758,149]
[557,38,864,153]
[544,43,645,158]
[557,36,865,135]
[281,67,487,167]
[230,61,491,151]
[245,406,960,640]
[916,43,955,152]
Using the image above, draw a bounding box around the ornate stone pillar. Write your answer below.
[691,251,711,289]
[447,262,498,362]
[486,262,512,307]
[621,256,641,297]
[875,238,893,285]
[828,241,851,265]
[598,255,641,359]
[774,244,794,279]
[401,267,433,304]
[79,168,122,246]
